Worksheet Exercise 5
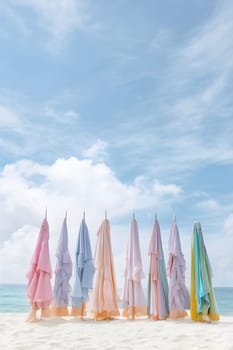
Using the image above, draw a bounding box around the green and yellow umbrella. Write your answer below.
[191,222,219,322]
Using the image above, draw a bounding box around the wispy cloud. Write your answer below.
[1,1,233,179]
[180,1,233,73]
[109,0,233,179]
[2,0,94,52]
[0,89,83,160]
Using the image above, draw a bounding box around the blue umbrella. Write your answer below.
[71,213,94,316]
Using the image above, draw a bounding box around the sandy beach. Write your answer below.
[1,313,233,350]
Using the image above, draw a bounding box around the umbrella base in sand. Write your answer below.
[191,312,220,322]
[70,303,87,317]
[91,310,120,320]
[26,306,51,322]
[148,314,168,321]
[51,306,69,317]
[25,310,40,323]
[168,308,188,319]
[122,306,148,320]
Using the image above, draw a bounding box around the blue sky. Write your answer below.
[0,0,233,286]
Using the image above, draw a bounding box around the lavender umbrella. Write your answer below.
[167,217,190,318]
[51,213,72,316]
[121,213,147,319]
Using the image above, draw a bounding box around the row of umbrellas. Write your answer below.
[26,213,219,322]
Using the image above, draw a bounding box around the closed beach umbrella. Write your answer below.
[26,213,52,321]
[51,213,72,317]
[167,217,190,318]
[191,222,219,321]
[71,213,94,317]
[121,214,147,319]
[90,216,119,320]
[148,215,169,320]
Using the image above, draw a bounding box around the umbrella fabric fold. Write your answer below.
[121,216,147,319]
[147,217,169,320]
[191,222,219,322]
[26,216,53,320]
[167,218,190,319]
[51,215,72,317]
[90,218,119,320]
[71,217,94,317]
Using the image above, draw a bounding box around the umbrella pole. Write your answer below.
[132,307,136,320]
[25,303,40,323]
[81,302,86,319]
[153,280,159,320]
[41,308,51,318]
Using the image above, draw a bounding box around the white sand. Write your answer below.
[1,313,233,350]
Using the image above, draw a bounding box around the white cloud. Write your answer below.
[0,225,39,284]
[82,139,108,161]
[0,157,232,287]
[0,157,182,284]
[153,180,182,197]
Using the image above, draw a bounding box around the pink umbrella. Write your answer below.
[26,212,52,322]
[147,214,169,320]
[121,214,147,319]
[167,217,190,319]
[90,216,119,320]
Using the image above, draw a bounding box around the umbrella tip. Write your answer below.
[173,213,176,221]
[133,211,135,220]
[83,210,85,220]
[65,211,67,219]
[105,210,107,220]
[155,212,157,221]
[45,206,47,219]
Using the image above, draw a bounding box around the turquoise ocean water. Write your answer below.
[0,285,233,315]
